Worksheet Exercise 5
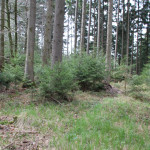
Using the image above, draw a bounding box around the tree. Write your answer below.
[14,0,18,55]
[80,0,87,53]
[106,0,113,79]
[114,0,120,67]
[86,0,92,54]
[24,0,36,82]
[6,0,13,57]
[97,0,101,54]
[126,0,130,66]
[42,0,52,65]
[74,0,78,53]
[51,0,65,67]
[0,0,5,71]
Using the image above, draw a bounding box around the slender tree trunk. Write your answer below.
[97,0,101,55]
[14,0,18,55]
[121,0,125,60]
[136,0,139,74]
[101,0,104,51]
[86,0,92,54]
[24,0,36,82]
[126,0,130,66]
[131,31,134,74]
[42,0,52,65]
[93,0,96,50]
[51,0,65,67]
[0,0,5,71]
[106,0,113,80]
[80,0,87,53]
[67,13,69,56]
[114,0,120,67]
[6,0,13,57]
[74,0,78,53]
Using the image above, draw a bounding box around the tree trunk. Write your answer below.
[74,0,78,53]
[42,0,52,65]
[106,0,113,80]
[6,0,13,57]
[86,0,92,54]
[14,0,18,55]
[24,0,36,82]
[51,0,65,67]
[101,0,104,52]
[136,0,139,74]
[121,0,125,60]
[126,0,130,66]
[67,13,69,56]
[97,0,101,55]
[0,0,5,71]
[80,0,87,53]
[114,0,120,67]
[93,0,96,50]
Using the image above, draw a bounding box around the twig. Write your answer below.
[51,97,63,105]
[2,142,14,150]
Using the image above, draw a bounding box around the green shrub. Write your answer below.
[0,55,25,89]
[39,59,78,101]
[73,54,106,91]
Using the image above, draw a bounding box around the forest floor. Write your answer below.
[0,82,150,150]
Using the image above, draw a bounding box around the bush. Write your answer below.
[38,59,78,101]
[0,55,25,89]
[73,54,106,91]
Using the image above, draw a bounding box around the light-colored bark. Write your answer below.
[67,13,69,56]
[51,0,65,67]
[25,0,36,82]
[0,0,5,71]
[114,0,120,67]
[42,0,52,65]
[97,0,101,55]
[74,0,78,53]
[106,0,113,78]
[80,0,87,53]
[86,0,92,54]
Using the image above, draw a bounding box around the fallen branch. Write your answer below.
[2,142,14,150]
[51,97,63,105]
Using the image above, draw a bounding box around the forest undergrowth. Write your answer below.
[0,82,150,150]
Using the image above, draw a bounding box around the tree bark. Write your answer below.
[114,0,120,67]
[14,0,18,55]
[6,0,13,57]
[42,0,52,65]
[51,0,65,67]
[80,0,87,53]
[106,0,113,80]
[97,0,101,55]
[74,0,78,53]
[86,0,92,54]
[126,0,130,66]
[121,0,125,60]
[24,0,36,82]
[136,0,139,74]
[0,0,5,71]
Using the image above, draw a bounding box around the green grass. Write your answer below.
[0,91,150,149]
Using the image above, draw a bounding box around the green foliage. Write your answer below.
[0,55,25,89]
[38,59,78,101]
[73,54,106,91]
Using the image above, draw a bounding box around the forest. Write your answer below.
[0,0,150,149]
